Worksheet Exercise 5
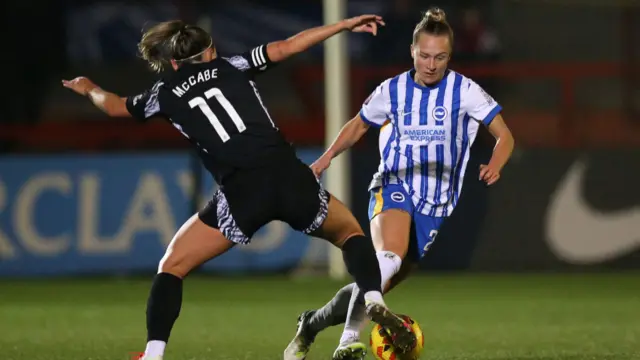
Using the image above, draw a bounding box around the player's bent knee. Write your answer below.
[335,230,366,248]
[372,214,411,256]
[157,245,198,279]
[338,214,366,245]
[157,252,190,279]
[155,216,235,278]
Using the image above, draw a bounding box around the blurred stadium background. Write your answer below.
[0,1,638,359]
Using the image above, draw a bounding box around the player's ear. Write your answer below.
[202,47,216,62]
[410,44,415,59]
[170,59,179,71]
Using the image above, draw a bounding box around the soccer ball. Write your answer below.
[369,315,424,360]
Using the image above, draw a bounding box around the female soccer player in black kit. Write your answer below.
[62,15,415,360]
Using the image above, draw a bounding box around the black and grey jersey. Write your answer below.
[126,44,293,184]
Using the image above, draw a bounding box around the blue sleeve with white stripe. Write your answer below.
[464,79,502,126]
[223,44,274,75]
[360,81,390,127]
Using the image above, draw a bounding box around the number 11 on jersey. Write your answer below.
[189,87,246,142]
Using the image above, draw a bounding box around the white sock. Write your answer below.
[339,328,360,345]
[144,340,166,358]
[342,284,367,344]
[363,290,384,305]
[376,250,402,291]
[364,250,403,304]
[341,251,402,344]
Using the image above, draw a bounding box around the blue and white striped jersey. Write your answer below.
[360,69,502,217]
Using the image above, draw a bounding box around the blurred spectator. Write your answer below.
[452,6,501,109]
[367,0,417,67]
[453,6,500,64]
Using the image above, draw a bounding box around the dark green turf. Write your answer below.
[1,273,638,359]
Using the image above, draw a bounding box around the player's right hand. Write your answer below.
[343,15,385,36]
[310,155,332,178]
[479,164,501,185]
[62,76,97,96]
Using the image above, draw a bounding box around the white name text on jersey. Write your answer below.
[172,68,219,97]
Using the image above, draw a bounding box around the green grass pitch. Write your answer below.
[1,273,638,360]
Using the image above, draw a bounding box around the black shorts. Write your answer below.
[198,156,330,244]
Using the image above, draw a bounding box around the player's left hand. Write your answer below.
[310,155,332,179]
[479,164,500,185]
[344,15,385,35]
[62,76,98,96]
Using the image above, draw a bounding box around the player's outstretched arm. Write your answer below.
[62,77,130,118]
[310,113,370,177]
[266,14,384,63]
[479,113,515,185]
[325,113,370,159]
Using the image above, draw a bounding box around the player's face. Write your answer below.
[410,33,451,85]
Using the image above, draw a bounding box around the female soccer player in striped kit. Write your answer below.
[284,7,515,360]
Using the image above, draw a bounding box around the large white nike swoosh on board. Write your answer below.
[545,159,640,264]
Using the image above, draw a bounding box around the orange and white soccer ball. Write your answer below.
[369,315,424,360]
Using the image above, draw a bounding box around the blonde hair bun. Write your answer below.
[425,7,446,22]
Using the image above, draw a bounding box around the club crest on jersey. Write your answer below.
[390,191,405,203]
[432,106,448,122]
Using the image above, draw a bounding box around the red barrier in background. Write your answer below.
[292,62,640,148]
[0,62,638,151]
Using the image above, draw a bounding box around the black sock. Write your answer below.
[146,272,183,342]
[341,235,382,294]
[306,283,357,336]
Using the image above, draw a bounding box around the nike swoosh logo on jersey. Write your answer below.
[397,111,416,117]
[545,159,640,264]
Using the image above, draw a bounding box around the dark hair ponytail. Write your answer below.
[138,20,213,72]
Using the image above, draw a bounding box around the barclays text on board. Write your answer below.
[0,151,324,277]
